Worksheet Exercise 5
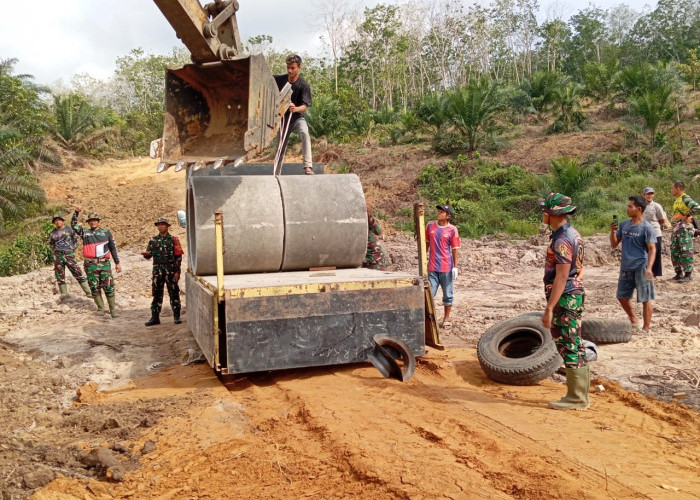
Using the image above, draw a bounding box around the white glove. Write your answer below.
[452,268,459,279]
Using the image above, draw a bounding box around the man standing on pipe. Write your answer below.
[274,54,313,175]
[71,207,122,317]
[539,193,588,410]
[142,217,184,326]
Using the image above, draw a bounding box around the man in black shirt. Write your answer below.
[274,54,313,174]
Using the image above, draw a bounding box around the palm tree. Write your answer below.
[0,126,46,230]
[583,60,619,104]
[444,81,502,154]
[520,71,558,118]
[549,156,595,198]
[629,85,676,148]
[49,93,118,155]
[548,79,586,133]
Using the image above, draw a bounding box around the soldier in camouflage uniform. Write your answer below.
[71,208,122,317]
[49,214,92,297]
[362,210,389,270]
[669,181,698,282]
[142,217,184,326]
[539,193,588,410]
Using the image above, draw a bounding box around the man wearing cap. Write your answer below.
[641,187,668,279]
[273,54,313,175]
[71,207,122,317]
[142,217,184,326]
[48,214,91,297]
[425,204,460,330]
[539,193,588,410]
[611,196,656,333]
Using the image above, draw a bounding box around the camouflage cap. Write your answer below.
[86,212,101,222]
[154,217,171,226]
[51,213,65,222]
[538,193,577,216]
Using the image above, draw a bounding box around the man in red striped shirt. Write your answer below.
[426,204,461,329]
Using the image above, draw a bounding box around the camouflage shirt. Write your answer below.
[49,226,78,254]
[544,221,584,298]
[71,212,119,263]
[145,233,184,272]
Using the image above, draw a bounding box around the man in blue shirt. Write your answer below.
[610,196,657,334]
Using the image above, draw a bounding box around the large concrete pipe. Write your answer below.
[278,175,367,271]
[187,174,368,275]
[187,175,284,275]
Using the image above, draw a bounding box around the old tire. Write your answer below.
[514,312,632,344]
[581,318,632,344]
[477,316,562,385]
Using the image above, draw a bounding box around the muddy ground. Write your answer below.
[0,155,698,499]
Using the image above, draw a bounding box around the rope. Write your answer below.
[628,365,700,391]
[273,111,292,176]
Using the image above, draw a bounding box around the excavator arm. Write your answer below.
[152,0,286,169]
[153,0,242,62]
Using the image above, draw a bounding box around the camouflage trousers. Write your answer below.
[151,266,181,315]
[550,293,586,369]
[670,221,694,274]
[363,244,389,270]
[53,252,86,285]
[84,260,115,297]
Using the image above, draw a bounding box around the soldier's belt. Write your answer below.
[86,258,110,263]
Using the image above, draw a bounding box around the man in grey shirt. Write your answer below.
[611,195,657,334]
[642,187,668,278]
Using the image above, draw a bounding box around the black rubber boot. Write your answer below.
[173,309,182,324]
[673,271,684,281]
[145,314,160,327]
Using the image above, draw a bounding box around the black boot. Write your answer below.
[680,271,692,282]
[145,314,160,327]
[673,271,684,281]
[173,310,182,324]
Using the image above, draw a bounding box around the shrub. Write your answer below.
[0,219,53,276]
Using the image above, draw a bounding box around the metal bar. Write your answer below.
[214,210,225,302]
[153,0,220,63]
[227,277,420,298]
[414,203,443,350]
[213,290,220,371]
[414,202,428,277]
[209,1,236,30]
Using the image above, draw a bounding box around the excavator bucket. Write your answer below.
[162,54,280,165]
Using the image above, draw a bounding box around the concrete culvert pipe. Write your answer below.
[187,175,285,275]
[278,174,367,271]
[187,174,368,275]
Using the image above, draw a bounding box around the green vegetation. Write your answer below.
[0,219,53,276]
[2,0,700,275]
[415,155,700,238]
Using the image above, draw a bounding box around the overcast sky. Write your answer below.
[0,0,655,86]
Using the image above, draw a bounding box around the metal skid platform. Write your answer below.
[186,269,425,374]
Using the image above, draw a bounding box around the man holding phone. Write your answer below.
[610,196,657,334]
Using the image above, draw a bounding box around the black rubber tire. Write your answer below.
[581,318,632,344]
[477,316,562,386]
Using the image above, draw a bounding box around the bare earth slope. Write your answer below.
[0,154,698,499]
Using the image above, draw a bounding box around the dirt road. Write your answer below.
[0,158,698,499]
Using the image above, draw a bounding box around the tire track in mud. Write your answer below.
[266,355,699,500]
